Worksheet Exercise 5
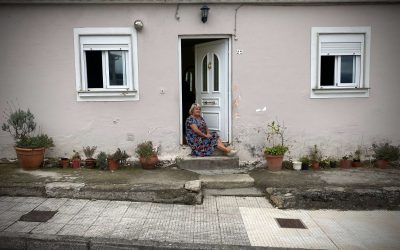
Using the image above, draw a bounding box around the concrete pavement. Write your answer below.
[1,195,399,249]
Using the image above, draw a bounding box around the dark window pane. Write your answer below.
[109,51,124,86]
[202,55,208,92]
[213,54,219,91]
[86,51,103,88]
[320,56,335,86]
[340,55,354,83]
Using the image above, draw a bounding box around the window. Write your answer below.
[74,28,138,101]
[311,27,370,98]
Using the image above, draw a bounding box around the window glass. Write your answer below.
[340,55,355,83]
[202,55,208,92]
[320,56,335,86]
[109,51,125,86]
[213,54,219,91]
[86,51,103,88]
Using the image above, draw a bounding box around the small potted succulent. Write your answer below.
[71,150,81,169]
[60,157,70,168]
[372,142,400,169]
[1,108,54,170]
[107,148,130,171]
[340,155,352,168]
[299,156,310,170]
[309,145,322,170]
[352,148,362,168]
[264,121,289,171]
[83,146,97,168]
[135,141,159,169]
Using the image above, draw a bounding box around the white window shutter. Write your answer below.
[321,42,362,55]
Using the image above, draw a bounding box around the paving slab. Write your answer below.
[1,196,400,250]
[200,174,255,189]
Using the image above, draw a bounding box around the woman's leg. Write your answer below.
[216,139,231,153]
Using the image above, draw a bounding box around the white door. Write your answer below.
[195,39,229,142]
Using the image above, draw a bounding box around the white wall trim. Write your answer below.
[310,26,371,99]
[73,27,139,102]
[178,35,232,144]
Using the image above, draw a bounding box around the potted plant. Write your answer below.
[107,148,130,171]
[135,141,159,169]
[1,108,54,170]
[340,155,352,168]
[60,157,70,168]
[71,150,81,169]
[372,142,400,169]
[96,151,108,170]
[326,156,337,168]
[309,145,322,170]
[264,121,289,171]
[83,146,97,168]
[299,156,310,170]
[352,148,362,168]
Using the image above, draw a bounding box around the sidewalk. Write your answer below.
[1,195,400,249]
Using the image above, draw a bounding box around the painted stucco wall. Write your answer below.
[0,4,399,161]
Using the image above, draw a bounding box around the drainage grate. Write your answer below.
[275,218,307,229]
[19,211,58,222]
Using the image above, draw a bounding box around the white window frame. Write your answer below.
[74,27,139,101]
[311,27,371,98]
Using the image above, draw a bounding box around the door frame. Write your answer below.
[178,35,232,145]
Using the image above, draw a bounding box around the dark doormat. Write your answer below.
[275,218,307,229]
[19,210,58,222]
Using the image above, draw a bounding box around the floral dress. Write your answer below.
[185,116,219,156]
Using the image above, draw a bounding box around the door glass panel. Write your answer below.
[86,51,103,88]
[213,54,219,91]
[109,51,125,86]
[340,55,355,83]
[202,55,208,92]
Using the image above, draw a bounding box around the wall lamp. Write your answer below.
[200,4,210,23]
[134,20,143,31]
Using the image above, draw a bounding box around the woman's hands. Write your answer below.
[190,124,211,138]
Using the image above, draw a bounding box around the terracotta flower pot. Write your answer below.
[265,155,284,171]
[108,159,120,171]
[352,161,362,168]
[340,159,351,168]
[71,159,81,169]
[376,159,388,169]
[15,147,45,171]
[310,161,320,170]
[85,158,96,168]
[140,155,159,169]
[60,158,70,168]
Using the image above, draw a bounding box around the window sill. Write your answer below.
[77,90,138,101]
[310,87,369,99]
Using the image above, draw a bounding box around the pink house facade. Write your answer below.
[0,0,399,162]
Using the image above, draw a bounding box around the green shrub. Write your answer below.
[96,152,108,170]
[264,145,288,155]
[372,142,400,161]
[135,141,158,159]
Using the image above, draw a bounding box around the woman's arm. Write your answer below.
[190,124,211,138]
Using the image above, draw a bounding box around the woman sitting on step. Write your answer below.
[185,103,236,157]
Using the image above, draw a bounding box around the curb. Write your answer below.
[0,232,302,250]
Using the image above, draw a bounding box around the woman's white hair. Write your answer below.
[189,103,201,115]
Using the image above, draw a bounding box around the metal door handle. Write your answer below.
[204,101,216,105]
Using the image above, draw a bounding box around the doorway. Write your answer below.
[179,36,231,145]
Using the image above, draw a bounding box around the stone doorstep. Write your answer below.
[176,156,240,171]
[203,187,264,197]
[200,174,255,189]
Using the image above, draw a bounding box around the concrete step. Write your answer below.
[200,174,255,189]
[176,155,239,172]
[203,187,264,197]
